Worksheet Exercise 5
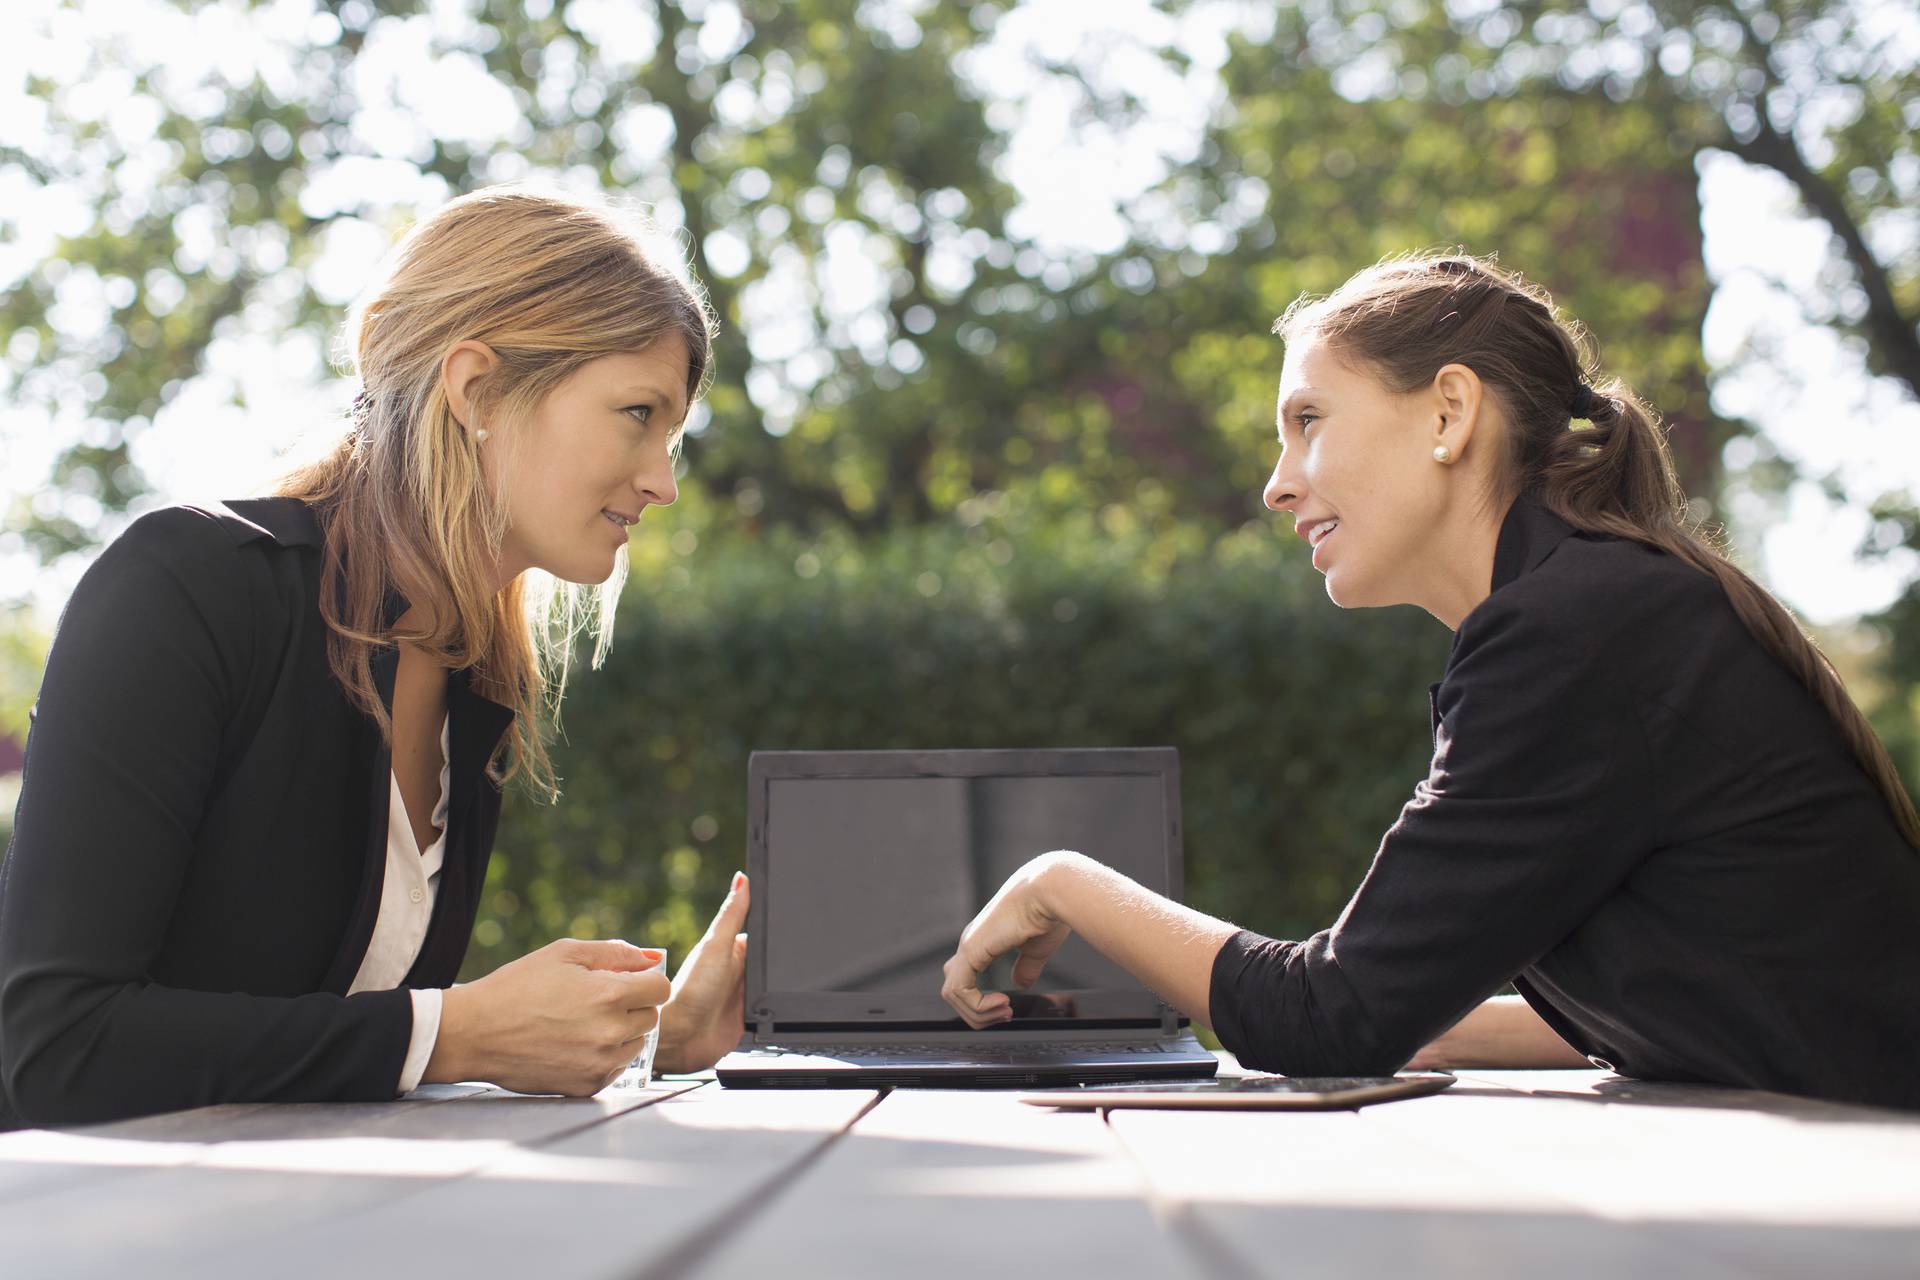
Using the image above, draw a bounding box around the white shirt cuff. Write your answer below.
[398,987,444,1095]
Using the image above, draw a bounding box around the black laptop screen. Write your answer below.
[757,766,1177,1026]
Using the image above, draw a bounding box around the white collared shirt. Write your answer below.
[346,711,450,1093]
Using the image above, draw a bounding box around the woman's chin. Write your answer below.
[1321,566,1380,609]
[539,548,624,587]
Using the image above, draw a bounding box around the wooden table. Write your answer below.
[3,1059,1916,1278]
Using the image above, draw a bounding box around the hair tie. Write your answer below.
[1570,383,1604,419]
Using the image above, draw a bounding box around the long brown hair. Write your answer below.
[1277,251,1920,850]
[270,185,714,802]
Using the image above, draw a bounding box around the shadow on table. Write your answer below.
[1515,1078,1920,1127]
[1153,1198,1920,1279]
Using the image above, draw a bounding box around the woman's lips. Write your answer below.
[1311,524,1337,568]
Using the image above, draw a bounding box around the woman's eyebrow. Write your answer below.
[621,383,688,421]
[1277,389,1325,421]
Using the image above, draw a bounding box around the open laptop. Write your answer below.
[716,747,1220,1088]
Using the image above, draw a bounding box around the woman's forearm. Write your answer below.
[1413,994,1589,1068]
[1034,853,1239,1026]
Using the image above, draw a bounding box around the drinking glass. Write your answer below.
[623,947,668,1088]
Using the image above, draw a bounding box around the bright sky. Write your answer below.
[2,0,1917,626]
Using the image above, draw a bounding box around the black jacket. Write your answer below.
[1209,492,1920,1110]
[0,497,515,1127]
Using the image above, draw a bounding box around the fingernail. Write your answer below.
[731,871,745,892]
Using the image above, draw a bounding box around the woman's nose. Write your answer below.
[1263,457,1298,513]
[635,449,678,508]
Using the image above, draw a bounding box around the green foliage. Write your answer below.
[462,509,1448,978]
[0,606,48,744]
[3,0,1749,559]
[9,0,1913,976]
[0,608,48,845]
[1862,491,1920,806]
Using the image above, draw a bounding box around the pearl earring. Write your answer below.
[475,428,490,443]
[1433,445,1452,463]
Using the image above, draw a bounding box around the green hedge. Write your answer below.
[461,513,1451,981]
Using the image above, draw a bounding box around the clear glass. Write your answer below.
[623,947,667,1088]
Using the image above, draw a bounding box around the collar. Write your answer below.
[1489,489,1580,594]
[209,498,514,736]
[371,591,516,748]
[207,499,517,737]
[206,496,323,548]
[1443,491,1583,666]
[370,627,518,789]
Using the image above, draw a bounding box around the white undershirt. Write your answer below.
[346,712,451,1094]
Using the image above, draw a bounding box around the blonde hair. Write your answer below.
[272,184,714,802]
[1278,251,1920,850]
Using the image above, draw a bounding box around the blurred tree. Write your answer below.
[1190,0,1919,802]
[4,0,1780,564]
[14,0,1911,964]
[2,0,1045,555]
[1272,0,1918,401]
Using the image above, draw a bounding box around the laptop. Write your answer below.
[716,747,1221,1088]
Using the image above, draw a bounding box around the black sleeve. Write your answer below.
[1207,589,1655,1075]
[0,509,411,1127]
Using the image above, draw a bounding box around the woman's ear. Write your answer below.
[441,340,500,430]
[1432,362,1484,458]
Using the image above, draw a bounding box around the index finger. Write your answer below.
[940,952,1011,1029]
[600,968,672,1011]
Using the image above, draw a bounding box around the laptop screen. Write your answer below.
[747,750,1180,1029]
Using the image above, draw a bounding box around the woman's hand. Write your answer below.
[655,871,751,1074]
[941,851,1239,1032]
[941,852,1077,1029]
[426,938,670,1095]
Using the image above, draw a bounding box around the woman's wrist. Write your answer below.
[653,999,689,1074]
[1025,848,1232,1027]
[1031,850,1098,925]
[423,983,476,1084]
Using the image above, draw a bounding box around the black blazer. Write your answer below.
[0,497,516,1127]
[1209,492,1920,1109]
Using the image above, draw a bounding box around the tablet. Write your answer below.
[1017,1073,1456,1110]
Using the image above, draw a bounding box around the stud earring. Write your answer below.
[1433,445,1452,463]
[475,428,490,443]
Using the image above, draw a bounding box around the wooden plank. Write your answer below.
[0,1083,492,1207]
[120,1083,883,1280]
[676,1088,1207,1280]
[1107,1089,1758,1279]
[0,1080,701,1278]
[1411,1070,1920,1277]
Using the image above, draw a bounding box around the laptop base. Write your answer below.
[717,1036,1221,1089]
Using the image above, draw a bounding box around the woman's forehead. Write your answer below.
[1277,336,1354,406]
[587,335,690,382]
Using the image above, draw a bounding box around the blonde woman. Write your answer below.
[942,253,1920,1110]
[0,187,749,1127]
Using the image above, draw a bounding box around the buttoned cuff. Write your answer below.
[397,987,444,1095]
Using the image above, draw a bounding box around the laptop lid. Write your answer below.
[744,748,1184,1039]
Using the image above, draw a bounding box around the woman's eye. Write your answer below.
[1297,414,1319,436]
[624,404,653,426]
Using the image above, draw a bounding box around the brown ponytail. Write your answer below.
[1278,251,1920,850]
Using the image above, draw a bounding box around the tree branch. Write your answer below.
[1719,4,1920,402]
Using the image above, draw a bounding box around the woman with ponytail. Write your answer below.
[0,186,751,1127]
[941,252,1920,1109]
